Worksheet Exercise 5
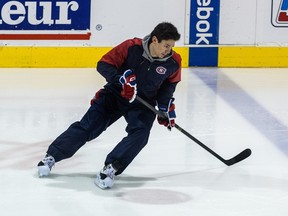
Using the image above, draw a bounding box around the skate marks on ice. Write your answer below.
[31,166,288,204]
[0,140,53,170]
[35,173,156,191]
[192,69,288,155]
[117,188,191,205]
[35,172,191,205]
[114,168,288,207]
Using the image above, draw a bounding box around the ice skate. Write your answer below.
[37,155,55,177]
[95,164,117,189]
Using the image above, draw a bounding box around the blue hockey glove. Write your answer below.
[157,98,176,130]
[119,69,137,103]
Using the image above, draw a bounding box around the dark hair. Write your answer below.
[150,22,181,42]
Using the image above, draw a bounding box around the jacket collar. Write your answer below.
[142,35,173,62]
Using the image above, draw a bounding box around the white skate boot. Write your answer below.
[95,164,117,189]
[37,155,55,177]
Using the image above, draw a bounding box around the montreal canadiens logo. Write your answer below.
[156,66,167,74]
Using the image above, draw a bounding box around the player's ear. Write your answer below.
[151,36,159,44]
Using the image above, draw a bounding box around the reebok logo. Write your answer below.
[189,0,220,45]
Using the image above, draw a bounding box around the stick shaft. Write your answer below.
[136,95,251,166]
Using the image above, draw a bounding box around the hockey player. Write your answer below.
[37,22,182,189]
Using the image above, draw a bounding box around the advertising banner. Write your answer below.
[188,0,220,66]
[0,0,91,40]
[271,0,288,27]
[189,0,220,45]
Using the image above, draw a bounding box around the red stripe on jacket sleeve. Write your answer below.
[168,51,182,83]
[99,38,142,69]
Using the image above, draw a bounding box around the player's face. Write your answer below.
[150,36,175,58]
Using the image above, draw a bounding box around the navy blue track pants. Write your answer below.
[46,93,156,175]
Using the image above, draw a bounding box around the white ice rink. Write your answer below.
[1,67,288,216]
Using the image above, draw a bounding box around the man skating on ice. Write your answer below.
[37,22,182,189]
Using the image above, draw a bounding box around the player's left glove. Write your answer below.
[157,98,176,131]
[119,69,137,103]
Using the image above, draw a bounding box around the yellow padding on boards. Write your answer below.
[219,47,288,67]
[173,47,189,68]
[0,47,111,68]
[0,46,189,68]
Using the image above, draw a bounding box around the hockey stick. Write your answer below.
[136,95,252,166]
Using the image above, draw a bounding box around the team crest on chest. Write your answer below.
[156,66,167,74]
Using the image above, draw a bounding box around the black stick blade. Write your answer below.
[225,148,252,166]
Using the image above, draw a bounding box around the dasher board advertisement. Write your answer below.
[0,0,91,40]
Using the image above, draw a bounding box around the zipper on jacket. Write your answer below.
[140,58,153,71]
[148,62,154,71]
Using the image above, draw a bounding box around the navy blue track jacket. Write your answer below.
[97,36,181,107]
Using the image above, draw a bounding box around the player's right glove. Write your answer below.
[119,69,137,103]
[157,98,176,131]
